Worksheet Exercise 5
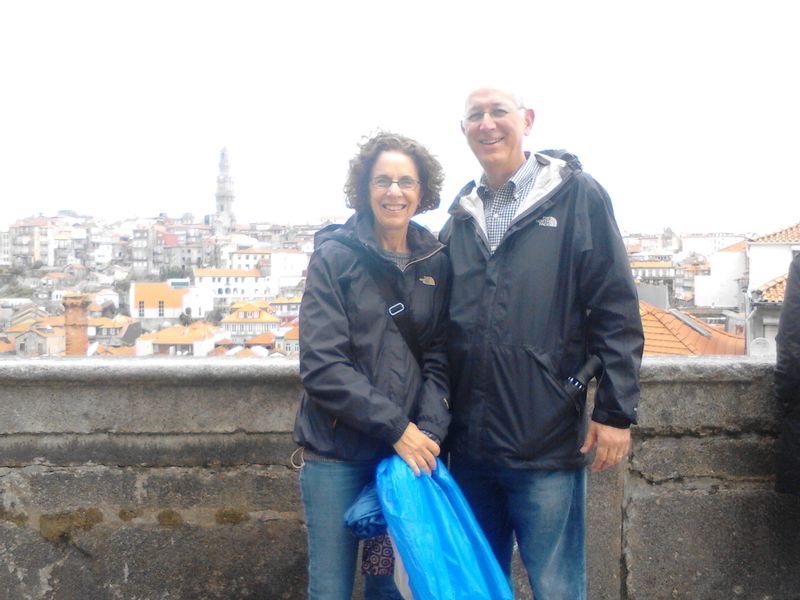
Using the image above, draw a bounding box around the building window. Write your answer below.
[138,301,145,317]
[158,301,165,317]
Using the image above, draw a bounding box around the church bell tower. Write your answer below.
[214,147,236,233]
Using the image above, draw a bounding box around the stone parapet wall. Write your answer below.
[0,357,797,599]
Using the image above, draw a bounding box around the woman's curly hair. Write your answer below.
[344,131,444,215]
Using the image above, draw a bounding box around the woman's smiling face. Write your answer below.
[368,151,422,235]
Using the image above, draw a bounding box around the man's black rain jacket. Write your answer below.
[440,151,644,470]
[293,212,451,461]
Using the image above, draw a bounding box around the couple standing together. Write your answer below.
[293,86,644,599]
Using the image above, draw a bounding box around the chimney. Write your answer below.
[63,293,91,356]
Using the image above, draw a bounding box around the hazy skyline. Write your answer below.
[2,1,798,237]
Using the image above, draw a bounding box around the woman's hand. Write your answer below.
[393,422,440,476]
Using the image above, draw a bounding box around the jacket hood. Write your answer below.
[447,150,582,219]
[314,211,443,260]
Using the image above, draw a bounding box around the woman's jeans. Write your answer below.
[450,457,587,600]
[300,458,403,600]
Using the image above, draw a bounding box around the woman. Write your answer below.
[293,132,451,599]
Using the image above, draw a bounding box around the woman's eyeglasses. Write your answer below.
[370,176,420,190]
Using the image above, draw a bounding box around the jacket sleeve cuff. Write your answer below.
[591,408,634,429]
[419,429,442,445]
[388,418,411,446]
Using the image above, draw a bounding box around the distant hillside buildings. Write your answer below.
[1,149,796,359]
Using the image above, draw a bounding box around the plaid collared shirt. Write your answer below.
[479,153,541,253]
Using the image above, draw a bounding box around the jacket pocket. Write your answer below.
[482,345,582,459]
[524,346,582,415]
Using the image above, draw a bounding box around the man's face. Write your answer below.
[461,88,534,177]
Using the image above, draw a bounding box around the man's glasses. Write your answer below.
[463,106,522,124]
[370,176,420,190]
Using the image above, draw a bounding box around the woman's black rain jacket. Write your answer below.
[293,212,451,462]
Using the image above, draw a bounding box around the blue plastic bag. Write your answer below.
[343,481,386,539]
[376,456,512,600]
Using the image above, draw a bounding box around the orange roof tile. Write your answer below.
[37,316,65,327]
[682,264,710,272]
[284,325,300,341]
[94,345,137,356]
[0,341,15,353]
[639,301,745,356]
[720,240,747,253]
[140,321,222,344]
[90,317,115,328]
[132,282,187,310]
[90,316,134,328]
[246,332,276,345]
[235,348,258,357]
[756,274,788,303]
[6,318,37,333]
[206,346,230,356]
[752,222,800,243]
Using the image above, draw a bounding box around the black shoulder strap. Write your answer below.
[364,258,423,367]
[336,239,423,367]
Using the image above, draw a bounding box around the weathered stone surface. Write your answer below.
[633,436,777,482]
[0,356,796,599]
[588,466,624,599]
[625,482,800,599]
[637,379,779,433]
[2,465,301,516]
[20,467,139,512]
[0,381,298,434]
[0,518,307,600]
[140,465,300,512]
[0,525,105,600]
[0,432,297,467]
[0,358,302,435]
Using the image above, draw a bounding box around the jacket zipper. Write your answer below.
[401,244,446,272]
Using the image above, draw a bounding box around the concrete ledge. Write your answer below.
[0,432,296,467]
[0,356,300,383]
[0,356,797,599]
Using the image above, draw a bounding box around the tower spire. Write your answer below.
[214,147,235,233]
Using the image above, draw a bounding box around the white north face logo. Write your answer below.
[536,216,558,228]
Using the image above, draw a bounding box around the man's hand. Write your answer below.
[393,422,440,476]
[580,421,631,472]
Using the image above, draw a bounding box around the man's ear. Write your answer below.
[460,120,467,135]
[523,108,535,135]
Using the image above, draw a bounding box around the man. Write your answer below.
[440,86,644,599]
[775,253,800,496]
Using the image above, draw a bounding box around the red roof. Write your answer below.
[756,273,788,303]
[640,301,745,356]
[752,222,800,243]
[246,332,276,345]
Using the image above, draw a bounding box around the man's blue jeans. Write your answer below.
[299,457,403,600]
[450,457,587,600]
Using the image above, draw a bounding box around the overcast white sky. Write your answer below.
[1,0,798,237]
